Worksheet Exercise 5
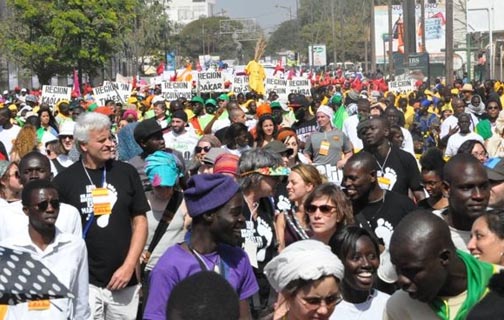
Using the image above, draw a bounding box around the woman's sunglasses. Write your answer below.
[195,146,211,153]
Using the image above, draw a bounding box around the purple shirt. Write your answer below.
[143,243,259,320]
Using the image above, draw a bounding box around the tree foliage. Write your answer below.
[172,17,257,64]
[1,0,136,85]
[267,0,403,63]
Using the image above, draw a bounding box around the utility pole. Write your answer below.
[420,0,426,52]
[388,0,393,76]
[331,0,337,63]
[446,0,454,85]
[403,0,416,73]
[371,0,376,73]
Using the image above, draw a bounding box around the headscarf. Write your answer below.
[145,150,182,187]
[264,239,344,293]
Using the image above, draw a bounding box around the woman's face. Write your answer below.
[2,164,21,193]
[284,136,299,160]
[262,119,275,137]
[154,104,166,118]
[486,101,501,119]
[286,171,313,203]
[152,186,174,201]
[343,236,380,292]
[195,141,212,161]
[471,143,488,164]
[308,196,340,238]
[471,96,481,107]
[40,111,50,126]
[467,216,504,265]
[421,170,443,198]
[288,276,341,320]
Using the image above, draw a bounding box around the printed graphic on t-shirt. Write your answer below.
[81,183,118,228]
[377,167,397,191]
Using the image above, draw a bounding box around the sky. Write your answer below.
[215,0,299,35]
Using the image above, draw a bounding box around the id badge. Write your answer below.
[28,300,50,311]
[377,176,391,189]
[92,187,112,216]
[319,140,330,156]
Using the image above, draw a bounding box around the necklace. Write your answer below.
[375,144,391,174]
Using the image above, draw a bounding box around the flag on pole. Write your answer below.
[73,69,81,97]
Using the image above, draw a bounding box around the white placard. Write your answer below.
[197,71,224,92]
[160,81,192,100]
[93,82,129,105]
[265,77,288,101]
[102,81,132,104]
[287,78,312,96]
[41,85,71,106]
[232,76,249,94]
[388,80,415,93]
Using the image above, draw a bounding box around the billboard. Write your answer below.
[374,1,446,63]
[467,0,504,33]
[309,45,327,67]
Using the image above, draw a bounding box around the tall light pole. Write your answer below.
[275,5,292,20]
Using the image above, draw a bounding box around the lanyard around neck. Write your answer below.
[81,161,106,188]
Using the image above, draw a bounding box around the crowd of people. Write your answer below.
[1,76,504,320]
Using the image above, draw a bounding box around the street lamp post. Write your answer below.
[275,4,292,20]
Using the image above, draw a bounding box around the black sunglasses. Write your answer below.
[32,199,60,211]
[195,146,211,153]
[305,204,337,215]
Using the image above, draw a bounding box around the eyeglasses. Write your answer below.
[472,151,488,158]
[32,199,60,211]
[296,294,342,310]
[305,204,337,215]
[195,146,211,153]
[60,135,73,140]
[487,105,500,110]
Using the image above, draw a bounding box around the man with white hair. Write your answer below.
[304,105,353,167]
[53,112,149,320]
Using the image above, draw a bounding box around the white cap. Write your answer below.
[21,88,27,92]
[58,121,75,136]
[2,90,8,95]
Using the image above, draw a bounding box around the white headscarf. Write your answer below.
[264,239,344,293]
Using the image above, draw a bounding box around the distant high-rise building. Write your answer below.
[156,0,216,26]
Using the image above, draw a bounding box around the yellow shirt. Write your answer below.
[404,105,416,129]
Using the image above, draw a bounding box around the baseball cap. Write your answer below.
[134,118,164,143]
[205,98,217,106]
[270,101,289,112]
[217,94,230,102]
[191,96,205,105]
[485,157,504,181]
[263,140,294,157]
[59,121,75,136]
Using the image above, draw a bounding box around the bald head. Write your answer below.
[390,210,454,256]
[345,151,379,173]
[444,153,486,184]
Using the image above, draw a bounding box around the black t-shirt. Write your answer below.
[240,197,277,273]
[371,145,423,196]
[355,191,416,247]
[292,118,318,145]
[53,160,150,288]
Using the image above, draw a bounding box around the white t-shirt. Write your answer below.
[163,130,199,164]
[343,114,362,152]
[440,114,477,139]
[331,290,390,320]
[400,127,415,156]
[0,201,82,241]
[444,132,484,157]
[0,125,21,156]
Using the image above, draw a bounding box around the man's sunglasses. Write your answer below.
[32,199,60,211]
